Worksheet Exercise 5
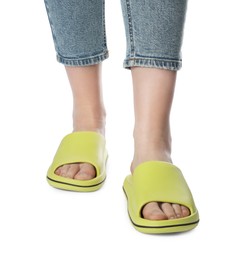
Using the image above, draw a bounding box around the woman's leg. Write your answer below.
[44,0,108,180]
[55,64,106,180]
[120,0,190,219]
[131,67,190,220]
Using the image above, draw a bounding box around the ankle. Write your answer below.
[133,127,172,152]
[73,110,106,136]
[131,129,172,172]
[131,149,172,173]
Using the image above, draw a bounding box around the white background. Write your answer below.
[0,0,236,259]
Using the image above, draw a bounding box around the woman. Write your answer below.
[44,0,199,234]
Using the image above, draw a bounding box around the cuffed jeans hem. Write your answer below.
[123,57,182,71]
[56,50,109,66]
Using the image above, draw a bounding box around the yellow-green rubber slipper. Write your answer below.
[123,161,199,234]
[47,131,108,192]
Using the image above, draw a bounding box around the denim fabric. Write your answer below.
[44,0,188,70]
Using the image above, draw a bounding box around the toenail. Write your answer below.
[79,172,89,176]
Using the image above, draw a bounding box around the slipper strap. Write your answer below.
[50,131,106,176]
[131,161,197,215]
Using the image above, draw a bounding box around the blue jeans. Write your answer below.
[44,0,188,70]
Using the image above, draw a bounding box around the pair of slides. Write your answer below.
[47,131,199,234]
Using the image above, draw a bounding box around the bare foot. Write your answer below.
[55,162,96,180]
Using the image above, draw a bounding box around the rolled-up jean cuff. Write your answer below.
[56,50,109,66]
[123,57,182,71]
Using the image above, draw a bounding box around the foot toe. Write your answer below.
[160,202,177,219]
[142,202,168,220]
[181,205,190,217]
[172,203,183,218]
[74,163,96,180]
[55,167,61,175]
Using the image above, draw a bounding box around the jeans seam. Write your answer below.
[125,0,135,57]
[102,0,108,50]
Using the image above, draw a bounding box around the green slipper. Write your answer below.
[123,161,199,234]
[47,131,108,192]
